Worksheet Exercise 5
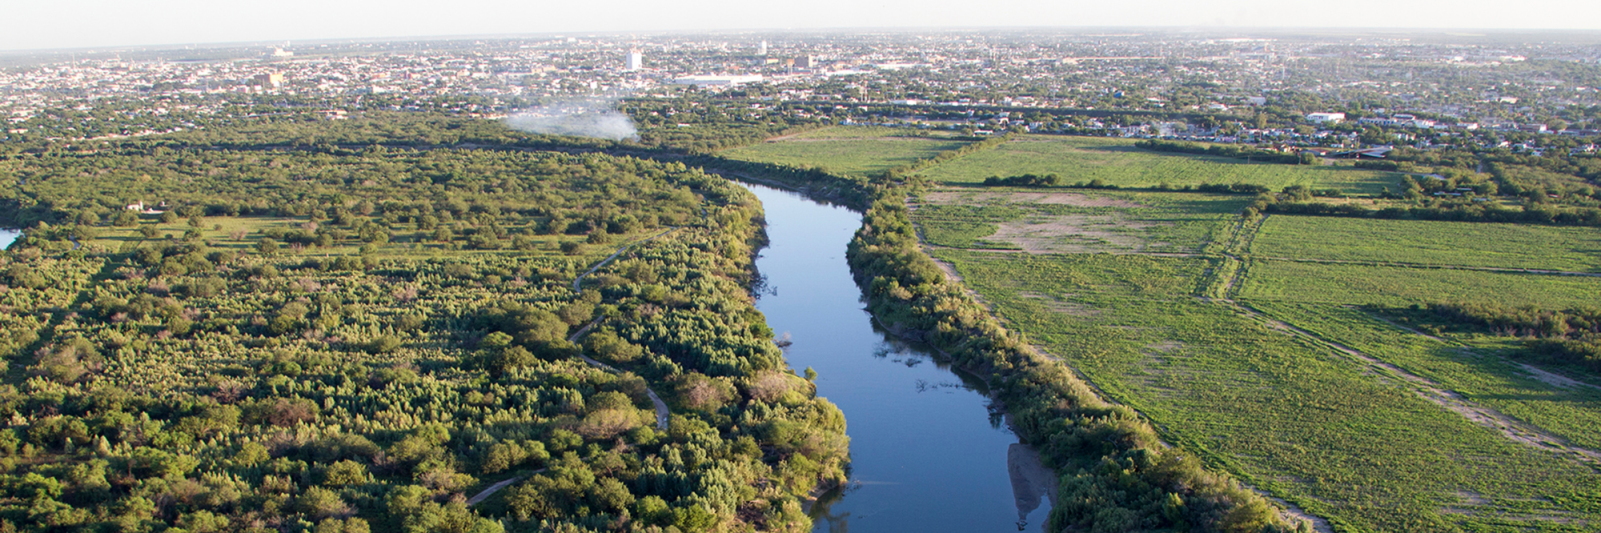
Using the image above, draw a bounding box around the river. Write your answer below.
[742,182,1056,533]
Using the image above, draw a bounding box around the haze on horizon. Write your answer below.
[6,0,1601,52]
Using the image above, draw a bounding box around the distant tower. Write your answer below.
[758,40,768,56]
[626,49,643,71]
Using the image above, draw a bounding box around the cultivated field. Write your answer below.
[723,128,1601,532]
[719,136,970,177]
[939,249,1601,533]
[1237,258,1601,308]
[916,135,1406,195]
[1252,216,1601,273]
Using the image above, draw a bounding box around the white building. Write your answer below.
[672,75,763,87]
[1307,112,1345,124]
[758,41,768,56]
[626,50,643,71]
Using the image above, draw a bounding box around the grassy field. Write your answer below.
[937,249,1601,533]
[913,189,1247,254]
[1249,301,1601,451]
[1253,216,1601,273]
[1237,258,1601,309]
[719,137,970,178]
[787,125,963,139]
[716,131,1601,531]
[916,135,1405,196]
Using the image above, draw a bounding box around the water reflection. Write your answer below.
[1009,444,1058,530]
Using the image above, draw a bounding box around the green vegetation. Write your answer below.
[1252,216,1601,272]
[1397,303,1601,374]
[938,251,1601,532]
[718,132,1303,532]
[730,128,1601,532]
[0,119,846,532]
[719,138,970,178]
[915,189,1246,255]
[1237,259,1601,308]
[915,135,1404,196]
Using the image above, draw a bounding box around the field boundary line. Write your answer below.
[1239,302,1601,465]
[573,227,680,294]
[1249,255,1601,278]
[904,199,1332,532]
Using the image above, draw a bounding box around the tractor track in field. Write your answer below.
[1235,303,1601,465]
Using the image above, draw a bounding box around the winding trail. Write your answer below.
[466,231,683,507]
[466,470,543,506]
[567,319,671,430]
[573,227,680,294]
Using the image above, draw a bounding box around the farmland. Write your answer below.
[938,249,1601,533]
[718,134,970,178]
[1236,258,1601,308]
[915,189,1247,254]
[915,135,1406,196]
[733,127,1601,532]
[1252,216,1601,272]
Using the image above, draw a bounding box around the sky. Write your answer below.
[6,0,1601,51]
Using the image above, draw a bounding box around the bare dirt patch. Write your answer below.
[988,214,1159,254]
[930,256,964,283]
[922,190,1144,208]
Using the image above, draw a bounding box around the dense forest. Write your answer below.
[0,123,847,532]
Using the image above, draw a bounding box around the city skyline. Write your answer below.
[6,0,1601,52]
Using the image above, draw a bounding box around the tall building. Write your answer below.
[253,72,284,88]
[626,49,643,71]
[758,41,768,56]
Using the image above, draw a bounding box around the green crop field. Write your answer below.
[916,135,1405,196]
[787,125,962,139]
[1237,258,1601,308]
[934,249,1601,533]
[1247,301,1601,451]
[1253,215,1601,272]
[719,137,970,177]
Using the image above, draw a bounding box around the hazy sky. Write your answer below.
[7,0,1601,51]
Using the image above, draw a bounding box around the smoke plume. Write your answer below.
[504,98,638,141]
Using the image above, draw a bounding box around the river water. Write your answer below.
[742,182,1055,533]
[0,229,20,249]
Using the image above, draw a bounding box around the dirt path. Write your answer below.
[904,205,1330,532]
[568,319,671,430]
[467,470,543,506]
[573,227,680,294]
[1366,310,1600,393]
[1238,303,1601,464]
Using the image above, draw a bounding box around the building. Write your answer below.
[758,41,768,56]
[1306,112,1345,124]
[253,72,284,88]
[626,50,643,71]
[672,75,763,87]
[795,55,815,68]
